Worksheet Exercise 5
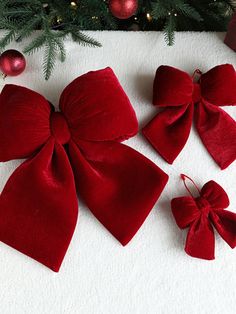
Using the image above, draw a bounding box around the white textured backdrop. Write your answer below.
[0,31,236,314]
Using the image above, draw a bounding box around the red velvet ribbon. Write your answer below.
[224,11,236,52]
[0,67,168,271]
[171,175,236,260]
[142,64,236,169]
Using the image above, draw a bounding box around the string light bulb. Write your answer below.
[70,1,77,9]
[146,12,152,22]
[167,11,178,17]
[56,16,63,24]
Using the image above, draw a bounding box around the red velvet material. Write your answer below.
[142,64,236,169]
[224,12,236,52]
[0,67,168,271]
[171,180,236,260]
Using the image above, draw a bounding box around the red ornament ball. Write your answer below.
[109,0,138,19]
[0,49,26,77]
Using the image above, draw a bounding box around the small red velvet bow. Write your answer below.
[143,64,236,169]
[0,67,168,271]
[171,175,236,260]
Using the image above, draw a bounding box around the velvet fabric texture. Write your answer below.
[0,67,168,272]
[171,175,236,260]
[142,64,236,169]
[224,12,236,52]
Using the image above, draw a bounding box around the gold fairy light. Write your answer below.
[167,11,178,17]
[146,12,152,22]
[70,1,77,9]
[56,16,63,24]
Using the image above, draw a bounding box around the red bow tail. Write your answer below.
[143,104,193,164]
[69,139,168,245]
[195,101,236,169]
[210,209,236,248]
[0,139,78,271]
[185,215,215,260]
[172,195,215,259]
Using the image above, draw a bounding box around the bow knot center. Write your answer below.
[195,197,211,216]
[50,112,71,145]
[192,83,201,104]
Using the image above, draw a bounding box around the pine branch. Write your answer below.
[43,35,57,80]
[2,7,33,17]
[152,6,169,19]
[177,3,202,21]
[23,33,46,54]
[0,29,16,52]
[69,29,101,47]
[54,36,66,62]
[0,16,19,29]
[164,15,176,46]
[16,15,42,42]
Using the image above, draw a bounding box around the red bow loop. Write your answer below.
[200,64,236,106]
[171,196,200,229]
[153,65,193,107]
[59,67,138,144]
[0,85,51,161]
[200,180,229,210]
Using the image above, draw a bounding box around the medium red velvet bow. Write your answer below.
[171,175,236,260]
[0,67,168,271]
[225,11,236,52]
[143,64,236,169]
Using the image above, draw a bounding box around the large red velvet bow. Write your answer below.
[143,64,236,169]
[171,175,236,260]
[0,67,168,271]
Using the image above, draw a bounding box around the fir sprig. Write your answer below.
[150,0,235,43]
[151,0,203,45]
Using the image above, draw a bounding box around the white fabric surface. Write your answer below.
[0,31,236,314]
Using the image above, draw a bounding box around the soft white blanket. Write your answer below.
[0,31,236,314]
